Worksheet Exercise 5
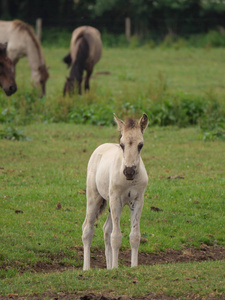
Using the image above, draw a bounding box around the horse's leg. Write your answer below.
[78,80,82,95]
[75,78,82,95]
[82,193,103,270]
[110,199,123,268]
[103,211,113,269]
[84,67,93,91]
[129,196,144,267]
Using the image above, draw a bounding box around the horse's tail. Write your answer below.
[63,53,72,67]
[72,35,89,83]
[97,199,107,219]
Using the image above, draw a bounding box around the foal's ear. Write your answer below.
[139,113,149,133]
[114,113,125,132]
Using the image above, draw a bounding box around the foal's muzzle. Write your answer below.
[123,166,136,180]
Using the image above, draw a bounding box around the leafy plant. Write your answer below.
[0,126,31,141]
[69,104,114,126]
[200,113,225,141]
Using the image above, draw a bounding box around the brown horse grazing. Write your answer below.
[0,20,49,96]
[0,43,17,96]
[63,26,102,96]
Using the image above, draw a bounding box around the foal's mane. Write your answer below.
[124,118,139,130]
[118,118,139,142]
[13,20,42,61]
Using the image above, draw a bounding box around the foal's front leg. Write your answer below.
[110,199,123,269]
[129,196,144,267]
[103,212,113,269]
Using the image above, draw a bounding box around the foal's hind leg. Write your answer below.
[110,198,123,268]
[82,193,104,270]
[103,211,113,269]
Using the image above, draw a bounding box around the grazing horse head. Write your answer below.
[114,114,149,181]
[63,76,75,96]
[0,43,17,96]
[38,65,49,96]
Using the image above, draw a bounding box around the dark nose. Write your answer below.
[5,84,17,96]
[123,166,136,180]
[9,85,17,93]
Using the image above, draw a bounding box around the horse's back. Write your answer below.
[0,20,28,60]
[71,26,101,44]
[70,26,102,65]
[0,21,14,42]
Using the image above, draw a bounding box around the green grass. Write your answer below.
[1,261,225,298]
[0,47,225,130]
[0,123,225,297]
[4,47,225,98]
[0,46,225,298]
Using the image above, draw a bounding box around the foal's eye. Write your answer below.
[138,143,143,152]
[120,143,125,151]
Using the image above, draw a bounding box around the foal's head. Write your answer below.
[0,43,17,96]
[114,113,148,180]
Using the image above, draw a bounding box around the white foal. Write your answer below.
[82,113,149,270]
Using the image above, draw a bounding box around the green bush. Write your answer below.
[40,27,225,49]
[0,126,31,141]
[42,28,71,48]
[68,104,114,126]
[1,88,224,134]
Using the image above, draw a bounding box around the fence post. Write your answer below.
[36,18,42,41]
[125,17,131,42]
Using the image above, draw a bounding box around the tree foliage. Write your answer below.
[0,0,225,36]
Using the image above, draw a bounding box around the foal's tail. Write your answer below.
[97,199,107,219]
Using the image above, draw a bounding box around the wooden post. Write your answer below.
[36,18,42,41]
[125,17,131,42]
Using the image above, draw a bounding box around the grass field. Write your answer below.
[1,46,225,130]
[15,47,225,97]
[0,46,225,299]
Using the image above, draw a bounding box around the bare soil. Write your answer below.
[1,245,225,300]
[87,244,225,269]
[29,244,225,273]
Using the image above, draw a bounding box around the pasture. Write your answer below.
[0,46,225,299]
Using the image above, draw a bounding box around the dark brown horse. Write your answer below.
[0,43,17,96]
[63,26,102,96]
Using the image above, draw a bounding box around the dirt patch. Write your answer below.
[38,291,182,300]
[2,245,225,274]
[92,71,111,79]
[3,291,179,300]
[1,246,225,299]
[3,290,225,300]
[81,244,225,270]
